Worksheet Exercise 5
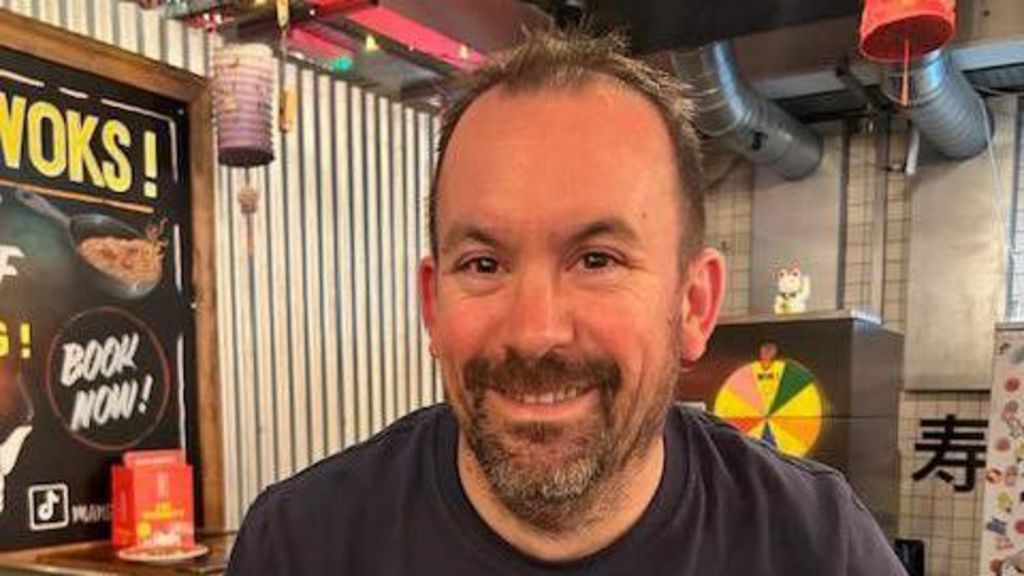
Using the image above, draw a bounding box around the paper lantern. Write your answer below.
[212,44,276,167]
[860,0,956,63]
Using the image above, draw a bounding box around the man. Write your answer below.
[227,29,906,575]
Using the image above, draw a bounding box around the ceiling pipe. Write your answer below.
[880,48,991,160]
[670,40,823,180]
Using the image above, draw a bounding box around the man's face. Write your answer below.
[422,79,718,530]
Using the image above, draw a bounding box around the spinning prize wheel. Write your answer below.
[713,345,824,457]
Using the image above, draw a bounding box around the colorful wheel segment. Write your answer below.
[713,358,824,457]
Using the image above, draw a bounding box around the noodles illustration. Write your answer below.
[77,221,166,286]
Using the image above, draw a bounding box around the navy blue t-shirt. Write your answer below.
[227,404,906,575]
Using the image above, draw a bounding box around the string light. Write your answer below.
[364,34,379,53]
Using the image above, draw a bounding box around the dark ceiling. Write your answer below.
[587,0,862,53]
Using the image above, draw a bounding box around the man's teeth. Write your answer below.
[509,387,583,404]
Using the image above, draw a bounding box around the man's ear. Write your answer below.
[420,256,440,343]
[679,247,726,363]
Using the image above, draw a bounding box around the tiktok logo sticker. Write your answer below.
[27,483,68,531]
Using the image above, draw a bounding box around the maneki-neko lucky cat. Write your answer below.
[774,266,811,315]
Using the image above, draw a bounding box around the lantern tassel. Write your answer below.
[239,169,259,257]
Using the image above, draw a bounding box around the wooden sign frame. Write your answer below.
[0,9,223,529]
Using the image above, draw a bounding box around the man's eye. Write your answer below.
[461,257,500,275]
[580,252,616,270]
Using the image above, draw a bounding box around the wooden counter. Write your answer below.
[0,533,233,575]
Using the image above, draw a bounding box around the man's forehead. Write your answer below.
[460,74,660,131]
[436,167,668,250]
[437,76,678,197]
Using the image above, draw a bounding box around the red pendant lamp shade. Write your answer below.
[859,0,956,62]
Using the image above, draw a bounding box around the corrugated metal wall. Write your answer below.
[0,0,442,528]
[217,66,443,527]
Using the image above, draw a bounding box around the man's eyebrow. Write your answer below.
[440,218,640,254]
[440,224,507,254]
[566,217,642,247]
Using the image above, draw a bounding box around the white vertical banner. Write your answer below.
[979,324,1024,573]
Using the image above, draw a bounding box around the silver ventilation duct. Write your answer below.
[670,41,823,180]
[880,49,991,160]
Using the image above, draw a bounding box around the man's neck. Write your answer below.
[456,432,666,563]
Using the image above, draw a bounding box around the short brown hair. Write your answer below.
[429,28,705,260]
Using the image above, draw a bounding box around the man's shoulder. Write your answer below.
[677,406,859,513]
[255,404,450,514]
[227,405,454,573]
[672,407,903,573]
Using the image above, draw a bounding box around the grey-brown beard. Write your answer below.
[461,341,679,534]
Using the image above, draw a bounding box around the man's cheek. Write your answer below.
[440,315,495,355]
[436,295,491,336]
[443,374,475,424]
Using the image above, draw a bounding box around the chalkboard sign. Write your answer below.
[0,23,209,549]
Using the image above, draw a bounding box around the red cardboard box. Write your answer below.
[111,449,194,549]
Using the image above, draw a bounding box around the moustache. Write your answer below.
[463,351,621,399]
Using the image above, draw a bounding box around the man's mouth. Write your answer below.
[464,352,620,423]
[502,386,587,405]
[484,385,602,424]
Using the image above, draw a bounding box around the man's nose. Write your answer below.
[503,269,574,358]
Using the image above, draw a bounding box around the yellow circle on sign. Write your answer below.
[713,358,824,457]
